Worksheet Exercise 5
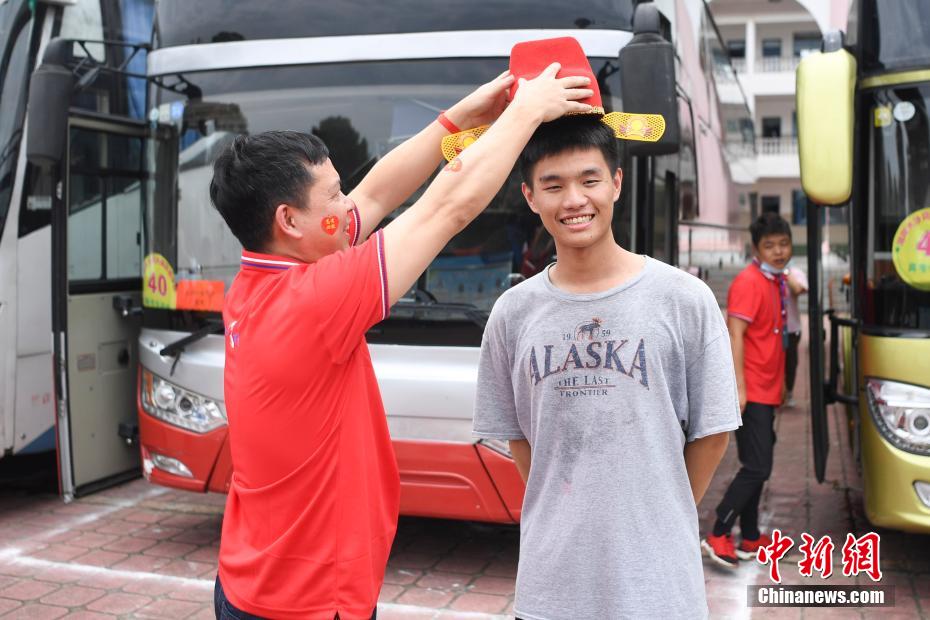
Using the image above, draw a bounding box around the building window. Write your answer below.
[761,117,782,138]
[793,190,837,225]
[728,39,746,59]
[792,189,807,225]
[762,195,781,214]
[762,38,782,58]
[793,32,821,58]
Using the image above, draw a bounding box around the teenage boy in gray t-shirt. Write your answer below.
[473,115,741,620]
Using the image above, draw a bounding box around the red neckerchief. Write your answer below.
[753,258,788,341]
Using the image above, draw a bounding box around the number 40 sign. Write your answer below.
[142,253,177,309]
[892,206,930,291]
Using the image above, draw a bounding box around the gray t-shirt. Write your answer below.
[473,256,741,620]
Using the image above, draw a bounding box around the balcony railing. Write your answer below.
[757,136,798,155]
[725,141,756,159]
[731,56,802,74]
[757,56,800,73]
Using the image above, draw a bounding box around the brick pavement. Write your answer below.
[0,349,928,618]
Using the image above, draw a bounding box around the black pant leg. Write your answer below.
[739,485,763,540]
[785,333,801,393]
[215,576,222,620]
[714,403,776,534]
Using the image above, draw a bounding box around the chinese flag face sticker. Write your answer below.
[321,215,339,235]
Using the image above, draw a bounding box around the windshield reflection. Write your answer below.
[866,84,930,330]
[146,59,629,321]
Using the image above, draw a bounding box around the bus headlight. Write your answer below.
[141,370,226,433]
[916,482,930,509]
[865,378,930,456]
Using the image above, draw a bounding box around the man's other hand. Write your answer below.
[446,71,516,129]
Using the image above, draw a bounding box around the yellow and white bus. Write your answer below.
[798,0,930,533]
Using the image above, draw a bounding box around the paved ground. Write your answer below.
[0,349,928,618]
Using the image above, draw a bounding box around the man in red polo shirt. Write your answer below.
[208,65,593,619]
[702,212,793,568]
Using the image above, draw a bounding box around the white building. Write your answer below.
[709,0,851,254]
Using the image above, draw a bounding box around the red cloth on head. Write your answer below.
[508,36,602,109]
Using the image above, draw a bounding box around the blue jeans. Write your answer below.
[214,577,377,620]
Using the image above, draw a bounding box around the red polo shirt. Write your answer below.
[727,263,786,406]
[218,226,398,619]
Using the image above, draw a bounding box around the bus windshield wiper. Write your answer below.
[159,319,225,358]
[391,291,488,329]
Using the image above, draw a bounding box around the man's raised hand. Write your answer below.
[511,62,594,123]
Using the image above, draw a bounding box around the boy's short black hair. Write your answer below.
[209,130,329,251]
[750,212,792,247]
[518,115,620,186]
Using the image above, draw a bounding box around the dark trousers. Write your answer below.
[214,577,377,620]
[785,332,802,393]
[714,402,776,541]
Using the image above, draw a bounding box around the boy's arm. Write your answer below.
[786,270,808,296]
[684,432,729,504]
[348,72,514,241]
[509,439,531,483]
[382,63,591,305]
[727,315,748,412]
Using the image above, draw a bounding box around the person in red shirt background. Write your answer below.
[207,65,593,620]
[702,212,793,569]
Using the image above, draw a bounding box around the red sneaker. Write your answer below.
[701,533,739,568]
[737,533,773,560]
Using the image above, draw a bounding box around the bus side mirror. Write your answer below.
[797,31,856,205]
[619,2,681,156]
[26,39,75,169]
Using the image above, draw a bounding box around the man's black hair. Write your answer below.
[750,212,792,247]
[209,130,329,251]
[518,115,620,186]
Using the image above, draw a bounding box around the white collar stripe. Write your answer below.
[241,254,299,266]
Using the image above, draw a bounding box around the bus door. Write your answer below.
[797,37,859,484]
[806,171,858,485]
[807,199,832,483]
[51,114,148,499]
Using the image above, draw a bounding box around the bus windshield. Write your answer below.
[857,0,930,73]
[865,83,930,331]
[143,58,630,342]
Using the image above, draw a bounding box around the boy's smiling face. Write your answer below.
[521,147,622,251]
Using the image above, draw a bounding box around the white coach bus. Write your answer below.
[0,0,152,489]
[16,0,754,510]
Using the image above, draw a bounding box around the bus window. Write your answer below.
[155,0,634,47]
[865,84,930,329]
[0,14,31,241]
[60,0,154,120]
[67,128,144,283]
[860,0,930,72]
